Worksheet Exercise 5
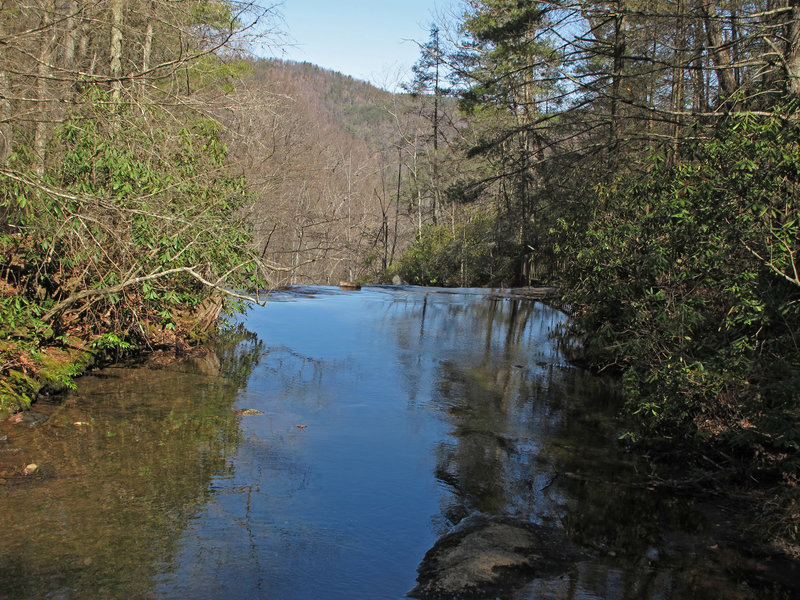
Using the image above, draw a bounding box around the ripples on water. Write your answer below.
[0,286,764,599]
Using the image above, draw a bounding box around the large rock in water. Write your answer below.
[409,514,586,599]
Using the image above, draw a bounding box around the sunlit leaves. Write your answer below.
[0,91,263,369]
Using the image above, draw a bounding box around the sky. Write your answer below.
[271,1,458,90]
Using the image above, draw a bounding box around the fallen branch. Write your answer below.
[41,265,265,323]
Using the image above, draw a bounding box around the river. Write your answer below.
[0,286,775,599]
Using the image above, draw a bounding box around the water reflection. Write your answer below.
[0,287,765,599]
[0,328,262,600]
[383,290,576,529]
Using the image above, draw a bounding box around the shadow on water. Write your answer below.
[0,287,783,599]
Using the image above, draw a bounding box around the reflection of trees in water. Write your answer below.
[520,559,680,600]
[386,292,555,409]
[0,326,269,600]
[216,321,333,409]
[213,322,265,386]
[256,346,326,393]
[381,290,576,527]
[397,293,719,600]
[432,359,573,526]
[387,289,679,563]
[430,342,687,562]
[387,292,566,369]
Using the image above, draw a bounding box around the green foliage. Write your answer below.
[391,225,455,286]
[44,96,261,315]
[0,89,264,409]
[190,0,236,28]
[390,214,521,287]
[91,332,133,353]
[36,358,83,392]
[187,56,253,94]
[456,0,564,115]
[559,106,800,449]
[0,294,48,340]
[0,293,52,413]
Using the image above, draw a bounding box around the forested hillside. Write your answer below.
[223,59,409,284]
[252,60,395,144]
[223,58,458,285]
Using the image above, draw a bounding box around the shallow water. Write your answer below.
[0,286,771,599]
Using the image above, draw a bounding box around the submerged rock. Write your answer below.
[409,514,587,600]
[11,412,49,428]
[235,408,264,416]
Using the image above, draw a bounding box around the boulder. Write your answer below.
[409,514,587,599]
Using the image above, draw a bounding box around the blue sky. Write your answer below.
[273,1,458,90]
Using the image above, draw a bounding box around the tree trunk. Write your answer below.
[432,28,440,227]
[63,0,78,72]
[34,0,57,175]
[609,0,627,154]
[670,0,687,160]
[0,69,11,162]
[693,33,708,113]
[109,0,124,101]
[392,154,401,265]
[142,1,155,75]
[699,0,737,100]
[787,0,800,97]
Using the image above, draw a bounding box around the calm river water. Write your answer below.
[0,286,770,599]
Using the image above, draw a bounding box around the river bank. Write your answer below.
[0,288,226,419]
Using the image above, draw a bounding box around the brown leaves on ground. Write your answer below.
[0,341,38,377]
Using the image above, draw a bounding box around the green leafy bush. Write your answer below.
[0,90,265,411]
[559,106,800,451]
[390,214,522,287]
